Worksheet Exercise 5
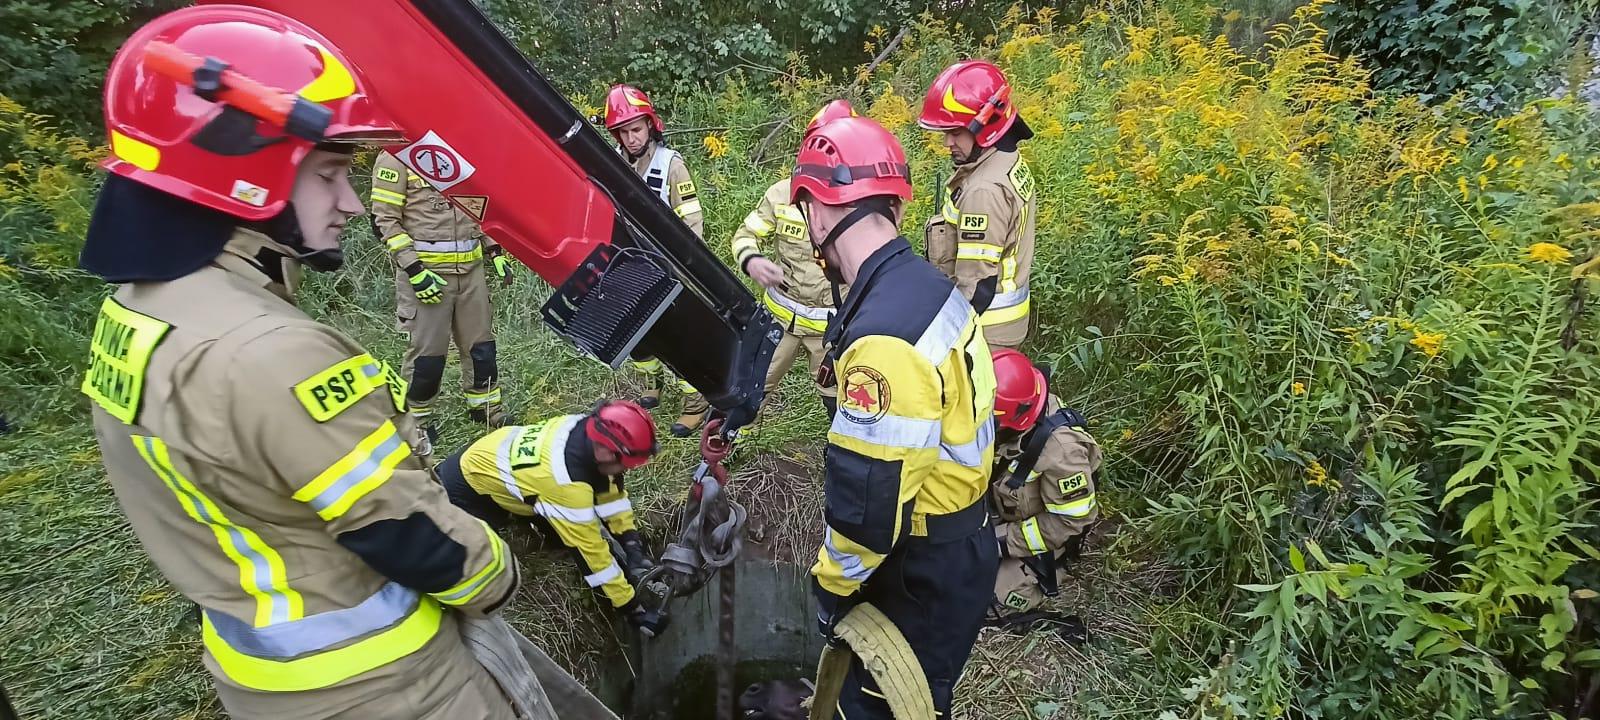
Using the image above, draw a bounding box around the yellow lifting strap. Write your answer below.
[808,603,935,720]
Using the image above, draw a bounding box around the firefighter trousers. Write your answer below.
[213,613,516,720]
[395,266,498,420]
[762,331,835,400]
[833,529,998,718]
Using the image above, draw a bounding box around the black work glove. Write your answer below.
[813,578,855,648]
[619,530,656,585]
[623,599,669,638]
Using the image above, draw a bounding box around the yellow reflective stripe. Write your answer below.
[980,297,1031,326]
[415,249,483,264]
[956,242,1003,263]
[370,188,405,206]
[134,435,302,626]
[464,387,502,406]
[385,233,413,252]
[1001,256,1018,289]
[631,358,663,374]
[763,291,830,334]
[678,378,698,393]
[732,237,761,264]
[1020,517,1048,554]
[743,212,774,237]
[202,595,442,692]
[433,521,508,606]
[1046,494,1098,518]
[293,421,409,521]
[675,198,703,217]
[940,197,960,224]
[814,526,886,596]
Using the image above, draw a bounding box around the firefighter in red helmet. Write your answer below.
[988,348,1101,617]
[918,60,1037,349]
[731,99,858,420]
[603,83,712,437]
[793,116,999,718]
[438,400,667,636]
[78,6,519,718]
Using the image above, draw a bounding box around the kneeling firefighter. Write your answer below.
[437,401,668,637]
[989,349,1102,616]
[79,7,525,718]
[796,116,1000,719]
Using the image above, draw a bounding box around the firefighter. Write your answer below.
[988,348,1102,616]
[78,7,518,719]
[436,401,668,636]
[730,99,857,420]
[917,60,1037,349]
[793,116,1000,718]
[371,149,513,453]
[604,83,710,437]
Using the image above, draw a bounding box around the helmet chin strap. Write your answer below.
[256,202,344,273]
[811,198,895,286]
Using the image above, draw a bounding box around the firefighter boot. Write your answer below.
[670,386,709,438]
[631,358,663,410]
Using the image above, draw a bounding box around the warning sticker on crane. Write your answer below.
[398,130,476,192]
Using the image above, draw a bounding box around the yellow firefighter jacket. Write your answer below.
[457,416,640,608]
[628,140,704,238]
[730,177,838,336]
[370,151,497,275]
[82,229,517,696]
[924,146,1036,348]
[992,394,1102,558]
[812,237,998,599]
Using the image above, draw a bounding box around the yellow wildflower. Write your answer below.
[1525,242,1573,265]
[1458,176,1469,202]
[1158,275,1179,286]
[1292,381,1307,396]
[702,134,729,159]
[1477,173,1488,190]
[1410,331,1445,358]
[582,105,602,120]
[1120,429,1134,441]
[1101,58,1119,71]
[1172,172,1209,194]
[1484,154,1499,172]
[868,85,914,132]
[1305,460,1328,487]
[1556,153,1573,170]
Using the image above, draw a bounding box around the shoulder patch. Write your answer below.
[839,366,890,425]
[675,180,697,198]
[81,297,172,424]
[1008,159,1035,200]
[510,427,545,470]
[375,167,401,184]
[959,213,989,232]
[1058,471,1091,499]
[960,231,989,241]
[292,353,390,422]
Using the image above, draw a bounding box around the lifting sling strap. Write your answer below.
[997,407,1088,490]
[808,604,934,720]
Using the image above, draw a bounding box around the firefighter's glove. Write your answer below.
[625,601,669,638]
[488,248,515,284]
[813,579,854,649]
[619,531,656,585]
[409,269,448,304]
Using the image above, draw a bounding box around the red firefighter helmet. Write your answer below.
[804,99,858,137]
[101,5,399,221]
[604,84,664,135]
[992,348,1048,431]
[586,400,659,469]
[917,60,1018,148]
[789,116,912,206]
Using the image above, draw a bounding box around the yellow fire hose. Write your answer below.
[808,603,934,720]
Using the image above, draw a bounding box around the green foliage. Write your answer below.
[0,0,181,137]
[1322,0,1593,110]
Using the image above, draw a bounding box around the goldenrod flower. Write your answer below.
[1292,381,1306,396]
[1306,460,1328,487]
[1410,331,1445,358]
[1525,242,1573,265]
[702,134,729,159]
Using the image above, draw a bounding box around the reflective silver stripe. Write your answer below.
[823,528,873,582]
[204,581,419,659]
[584,562,623,588]
[304,430,405,514]
[913,289,972,365]
[831,411,941,449]
[495,427,526,502]
[765,288,833,322]
[990,285,1030,310]
[645,147,677,205]
[535,501,597,524]
[1047,495,1097,517]
[594,498,632,518]
[548,415,582,486]
[412,239,479,253]
[939,418,994,468]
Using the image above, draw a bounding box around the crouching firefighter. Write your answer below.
[795,116,1000,719]
[371,148,514,453]
[437,401,669,637]
[989,349,1102,616]
[731,99,857,421]
[79,8,523,718]
[603,83,711,437]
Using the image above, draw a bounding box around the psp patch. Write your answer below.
[1058,471,1090,499]
[959,213,989,232]
[376,167,401,184]
[839,366,890,425]
[675,180,697,198]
